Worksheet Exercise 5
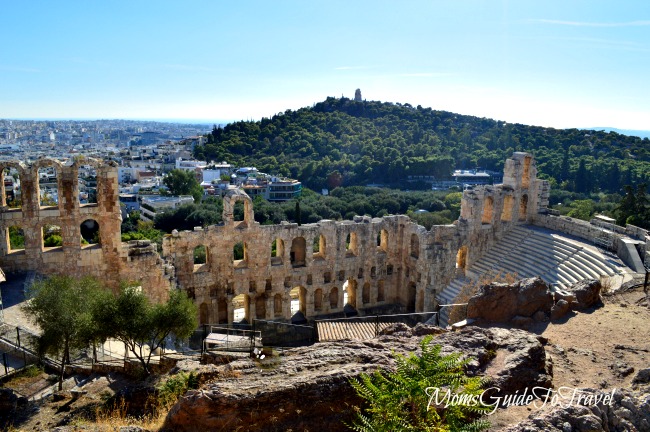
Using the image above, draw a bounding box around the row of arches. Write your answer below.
[197,280,391,325]
[4,219,101,253]
[190,227,413,271]
[1,160,104,211]
[481,194,528,225]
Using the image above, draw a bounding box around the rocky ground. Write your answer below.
[1,283,648,431]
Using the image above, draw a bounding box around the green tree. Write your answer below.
[567,199,594,221]
[92,286,198,375]
[22,276,105,390]
[348,335,490,431]
[163,169,204,202]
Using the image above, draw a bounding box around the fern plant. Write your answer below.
[348,335,491,432]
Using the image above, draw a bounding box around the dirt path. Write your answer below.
[488,287,650,430]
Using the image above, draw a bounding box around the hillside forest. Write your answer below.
[122,97,650,242]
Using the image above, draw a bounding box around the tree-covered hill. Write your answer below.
[193,97,650,194]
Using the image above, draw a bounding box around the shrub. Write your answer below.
[348,335,490,431]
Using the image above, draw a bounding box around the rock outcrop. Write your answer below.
[503,388,650,432]
[467,277,553,323]
[161,326,552,432]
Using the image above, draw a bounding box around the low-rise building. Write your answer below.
[140,195,194,221]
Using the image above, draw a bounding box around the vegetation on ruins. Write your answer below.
[23,275,106,390]
[194,97,650,194]
[92,285,198,375]
[348,335,490,432]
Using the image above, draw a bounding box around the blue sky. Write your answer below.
[1,1,649,130]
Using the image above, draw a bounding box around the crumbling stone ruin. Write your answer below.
[1,153,647,324]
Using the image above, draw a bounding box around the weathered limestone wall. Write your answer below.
[0,158,171,300]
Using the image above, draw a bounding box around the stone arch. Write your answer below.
[501,195,515,222]
[290,286,306,316]
[232,294,249,323]
[271,238,284,265]
[6,225,25,252]
[233,241,247,266]
[377,229,388,252]
[42,224,62,250]
[313,234,326,259]
[33,158,63,208]
[410,233,419,258]
[522,155,532,189]
[407,282,417,313]
[222,190,254,227]
[346,232,358,256]
[377,280,385,302]
[482,196,494,224]
[314,288,323,311]
[218,298,228,324]
[0,162,26,208]
[273,293,283,317]
[80,219,100,246]
[199,302,209,325]
[329,287,339,309]
[290,236,306,267]
[193,245,208,270]
[519,194,528,221]
[362,282,370,304]
[343,279,357,309]
[255,295,267,319]
[456,246,468,270]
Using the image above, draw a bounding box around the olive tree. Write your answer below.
[23,275,105,390]
[93,286,198,375]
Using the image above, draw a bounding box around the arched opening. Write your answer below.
[323,271,332,283]
[329,287,339,309]
[255,295,267,319]
[314,288,323,311]
[343,279,357,309]
[386,264,393,275]
[501,195,514,222]
[273,294,283,318]
[290,286,306,317]
[345,232,358,256]
[362,282,370,304]
[80,219,100,246]
[193,245,208,270]
[377,229,388,252]
[482,196,494,224]
[377,280,385,302]
[290,237,306,267]
[7,226,25,252]
[313,234,326,259]
[78,166,97,205]
[456,246,468,270]
[407,282,417,313]
[233,201,245,222]
[218,298,228,324]
[519,194,528,221]
[37,165,59,208]
[199,303,209,325]
[232,294,249,323]
[233,241,247,266]
[371,266,377,279]
[2,168,21,209]
[271,238,284,265]
[410,233,419,258]
[522,156,532,189]
[42,224,62,250]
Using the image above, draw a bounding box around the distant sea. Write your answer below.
[584,127,650,139]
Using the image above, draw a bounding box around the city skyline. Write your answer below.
[2,1,649,131]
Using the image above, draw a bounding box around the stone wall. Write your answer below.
[1,152,553,323]
[0,157,171,300]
